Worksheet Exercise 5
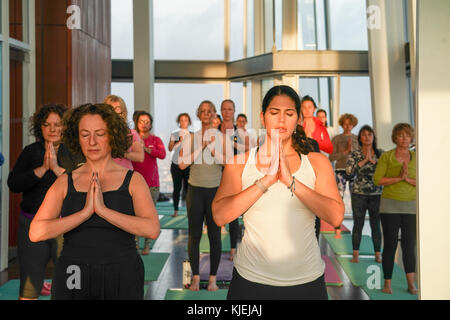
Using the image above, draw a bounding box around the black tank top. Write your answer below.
[60,170,137,264]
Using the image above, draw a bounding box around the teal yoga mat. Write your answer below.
[336,256,417,300]
[164,288,228,300]
[159,215,189,230]
[323,233,376,255]
[0,280,51,300]
[141,252,170,281]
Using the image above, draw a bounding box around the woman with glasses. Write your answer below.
[132,111,166,255]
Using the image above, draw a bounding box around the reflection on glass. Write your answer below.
[154,0,224,60]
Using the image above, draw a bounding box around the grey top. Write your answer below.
[379,197,416,214]
[329,134,360,169]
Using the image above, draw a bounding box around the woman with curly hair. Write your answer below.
[29,104,160,300]
[104,95,144,169]
[329,113,360,238]
[212,86,344,300]
[8,104,82,300]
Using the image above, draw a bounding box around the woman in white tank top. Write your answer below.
[212,85,344,300]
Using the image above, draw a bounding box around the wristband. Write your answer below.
[254,179,268,194]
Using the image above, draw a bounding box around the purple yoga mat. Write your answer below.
[199,253,234,282]
[322,255,343,286]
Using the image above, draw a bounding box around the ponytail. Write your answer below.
[292,124,314,155]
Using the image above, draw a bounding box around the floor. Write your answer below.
[1,189,408,300]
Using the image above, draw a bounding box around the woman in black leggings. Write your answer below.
[168,113,192,217]
[178,100,231,291]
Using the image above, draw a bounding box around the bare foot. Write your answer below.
[189,276,200,291]
[229,249,236,261]
[141,246,150,255]
[221,226,228,234]
[208,276,218,291]
[351,251,359,263]
[382,280,392,294]
[171,211,178,217]
[334,229,342,239]
[375,253,382,264]
[406,273,417,294]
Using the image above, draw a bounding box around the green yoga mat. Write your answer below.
[199,233,231,253]
[336,256,417,300]
[0,280,51,300]
[164,288,228,300]
[323,234,375,255]
[137,238,157,250]
[141,252,170,281]
[159,215,189,230]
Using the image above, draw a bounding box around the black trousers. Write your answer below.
[170,162,190,211]
[380,213,417,279]
[228,218,240,249]
[17,214,61,299]
[227,268,328,300]
[186,184,221,276]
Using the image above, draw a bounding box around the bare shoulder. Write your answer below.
[307,152,333,171]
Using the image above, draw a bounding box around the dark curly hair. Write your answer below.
[29,104,68,142]
[62,103,132,159]
[133,110,153,134]
[262,85,314,155]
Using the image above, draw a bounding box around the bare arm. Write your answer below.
[292,153,344,227]
[94,172,160,239]
[29,174,94,242]
[212,153,278,227]
[125,140,145,163]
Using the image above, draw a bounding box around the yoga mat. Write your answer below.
[137,238,157,250]
[320,220,350,234]
[200,233,231,253]
[141,252,170,281]
[322,256,343,287]
[199,253,234,282]
[336,256,417,300]
[164,288,228,300]
[323,233,375,255]
[0,280,51,300]
[159,215,189,230]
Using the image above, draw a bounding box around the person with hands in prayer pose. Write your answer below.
[29,104,160,300]
[212,86,344,300]
[8,104,82,300]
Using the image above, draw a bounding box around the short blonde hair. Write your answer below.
[196,100,217,119]
[104,95,128,119]
[338,113,358,127]
[392,123,415,144]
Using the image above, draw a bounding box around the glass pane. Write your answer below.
[328,0,368,50]
[230,0,244,61]
[339,76,373,134]
[275,0,282,50]
[154,0,224,60]
[298,0,317,50]
[299,76,335,125]
[111,0,134,59]
[247,0,254,57]
[111,82,135,126]
[155,82,224,193]
[230,82,244,116]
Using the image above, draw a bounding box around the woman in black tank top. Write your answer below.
[29,104,160,300]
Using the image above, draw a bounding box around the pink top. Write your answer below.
[113,129,141,170]
[132,134,166,188]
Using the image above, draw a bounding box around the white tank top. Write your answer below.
[234,147,325,286]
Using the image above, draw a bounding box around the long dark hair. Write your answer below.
[262,85,313,155]
[358,125,381,158]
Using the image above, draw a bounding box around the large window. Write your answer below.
[338,76,373,133]
[111,0,134,59]
[328,0,368,50]
[154,0,224,60]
